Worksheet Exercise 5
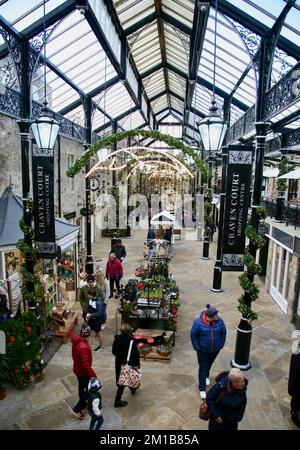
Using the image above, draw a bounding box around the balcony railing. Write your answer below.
[262,197,300,229]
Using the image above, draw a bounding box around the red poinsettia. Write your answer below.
[9,336,15,343]
[23,367,29,373]
[26,326,32,333]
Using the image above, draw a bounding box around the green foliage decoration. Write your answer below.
[237,207,267,322]
[0,311,46,389]
[66,129,210,180]
[276,157,293,193]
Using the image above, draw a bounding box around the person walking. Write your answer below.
[80,274,103,321]
[111,239,126,262]
[208,222,217,242]
[97,271,110,330]
[87,377,104,431]
[288,332,300,428]
[86,288,105,353]
[106,253,123,299]
[190,304,227,399]
[206,368,248,430]
[112,323,140,408]
[71,323,97,419]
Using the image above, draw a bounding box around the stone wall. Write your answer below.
[0,112,87,248]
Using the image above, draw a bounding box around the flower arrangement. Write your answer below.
[79,271,88,280]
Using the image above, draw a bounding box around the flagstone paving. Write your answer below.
[0,229,298,430]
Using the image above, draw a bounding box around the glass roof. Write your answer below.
[0,0,299,143]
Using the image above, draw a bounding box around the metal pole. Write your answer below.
[211,148,227,292]
[84,97,93,274]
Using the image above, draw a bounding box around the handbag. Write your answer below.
[199,389,224,421]
[118,340,141,389]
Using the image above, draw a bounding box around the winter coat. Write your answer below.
[147,229,156,240]
[112,334,140,382]
[288,352,300,398]
[190,311,227,354]
[111,243,126,261]
[87,298,106,331]
[79,283,103,314]
[206,371,248,430]
[106,258,123,279]
[71,335,96,378]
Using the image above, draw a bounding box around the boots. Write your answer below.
[114,399,128,408]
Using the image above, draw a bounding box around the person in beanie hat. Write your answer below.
[87,377,104,431]
[71,323,97,419]
[190,304,227,399]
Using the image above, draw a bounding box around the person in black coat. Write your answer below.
[112,323,140,408]
[288,334,300,428]
[206,369,248,430]
[111,239,126,262]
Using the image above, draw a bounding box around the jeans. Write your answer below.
[197,349,220,391]
[73,376,90,413]
[89,414,104,431]
[110,277,121,295]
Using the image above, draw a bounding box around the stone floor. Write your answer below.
[0,229,298,430]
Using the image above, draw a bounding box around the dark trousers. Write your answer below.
[89,414,104,431]
[110,277,121,295]
[197,349,219,391]
[73,376,90,412]
[291,395,300,414]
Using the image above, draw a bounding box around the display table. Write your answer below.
[133,328,175,362]
[49,302,79,343]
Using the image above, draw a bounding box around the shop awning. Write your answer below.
[277,167,300,179]
[0,186,79,247]
[263,168,279,178]
[151,210,176,225]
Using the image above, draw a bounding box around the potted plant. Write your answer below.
[0,353,9,400]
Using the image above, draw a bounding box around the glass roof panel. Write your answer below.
[92,82,133,118]
[119,110,145,130]
[152,94,168,114]
[162,0,194,29]
[159,124,182,138]
[143,70,165,99]
[225,0,279,29]
[0,0,65,31]
[113,0,155,31]
[280,6,300,47]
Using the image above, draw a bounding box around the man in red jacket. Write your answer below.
[106,252,124,299]
[71,323,97,419]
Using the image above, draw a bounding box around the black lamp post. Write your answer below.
[198,0,227,259]
[211,148,227,292]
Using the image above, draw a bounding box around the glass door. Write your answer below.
[270,241,291,313]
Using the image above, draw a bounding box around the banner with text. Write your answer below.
[32,146,56,258]
[222,146,253,271]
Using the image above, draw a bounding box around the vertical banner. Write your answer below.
[32,145,56,258]
[222,145,253,271]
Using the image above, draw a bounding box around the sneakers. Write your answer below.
[114,400,128,408]
[71,409,85,419]
[206,378,210,386]
[94,346,104,353]
[200,391,206,399]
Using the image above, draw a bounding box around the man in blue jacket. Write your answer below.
[190,304,227,399]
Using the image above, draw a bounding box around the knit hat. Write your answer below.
[79,323,91,338]
[88,377,102,392]
[206,304,218,317]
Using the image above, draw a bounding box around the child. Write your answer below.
[86,288,105,352]
[87,377,104,430]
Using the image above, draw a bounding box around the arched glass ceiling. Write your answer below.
[0,0,299,141]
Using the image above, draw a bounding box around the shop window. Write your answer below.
[288,179,298,201]
[4,250,23,278]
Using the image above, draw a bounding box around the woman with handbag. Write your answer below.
[206,369,248,430]
[112,323,140,408]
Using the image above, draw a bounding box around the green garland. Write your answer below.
[237,207,267,322]
[66,129,210,180]
[16,199,38,308]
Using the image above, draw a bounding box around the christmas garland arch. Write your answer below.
[66,129,210,179]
